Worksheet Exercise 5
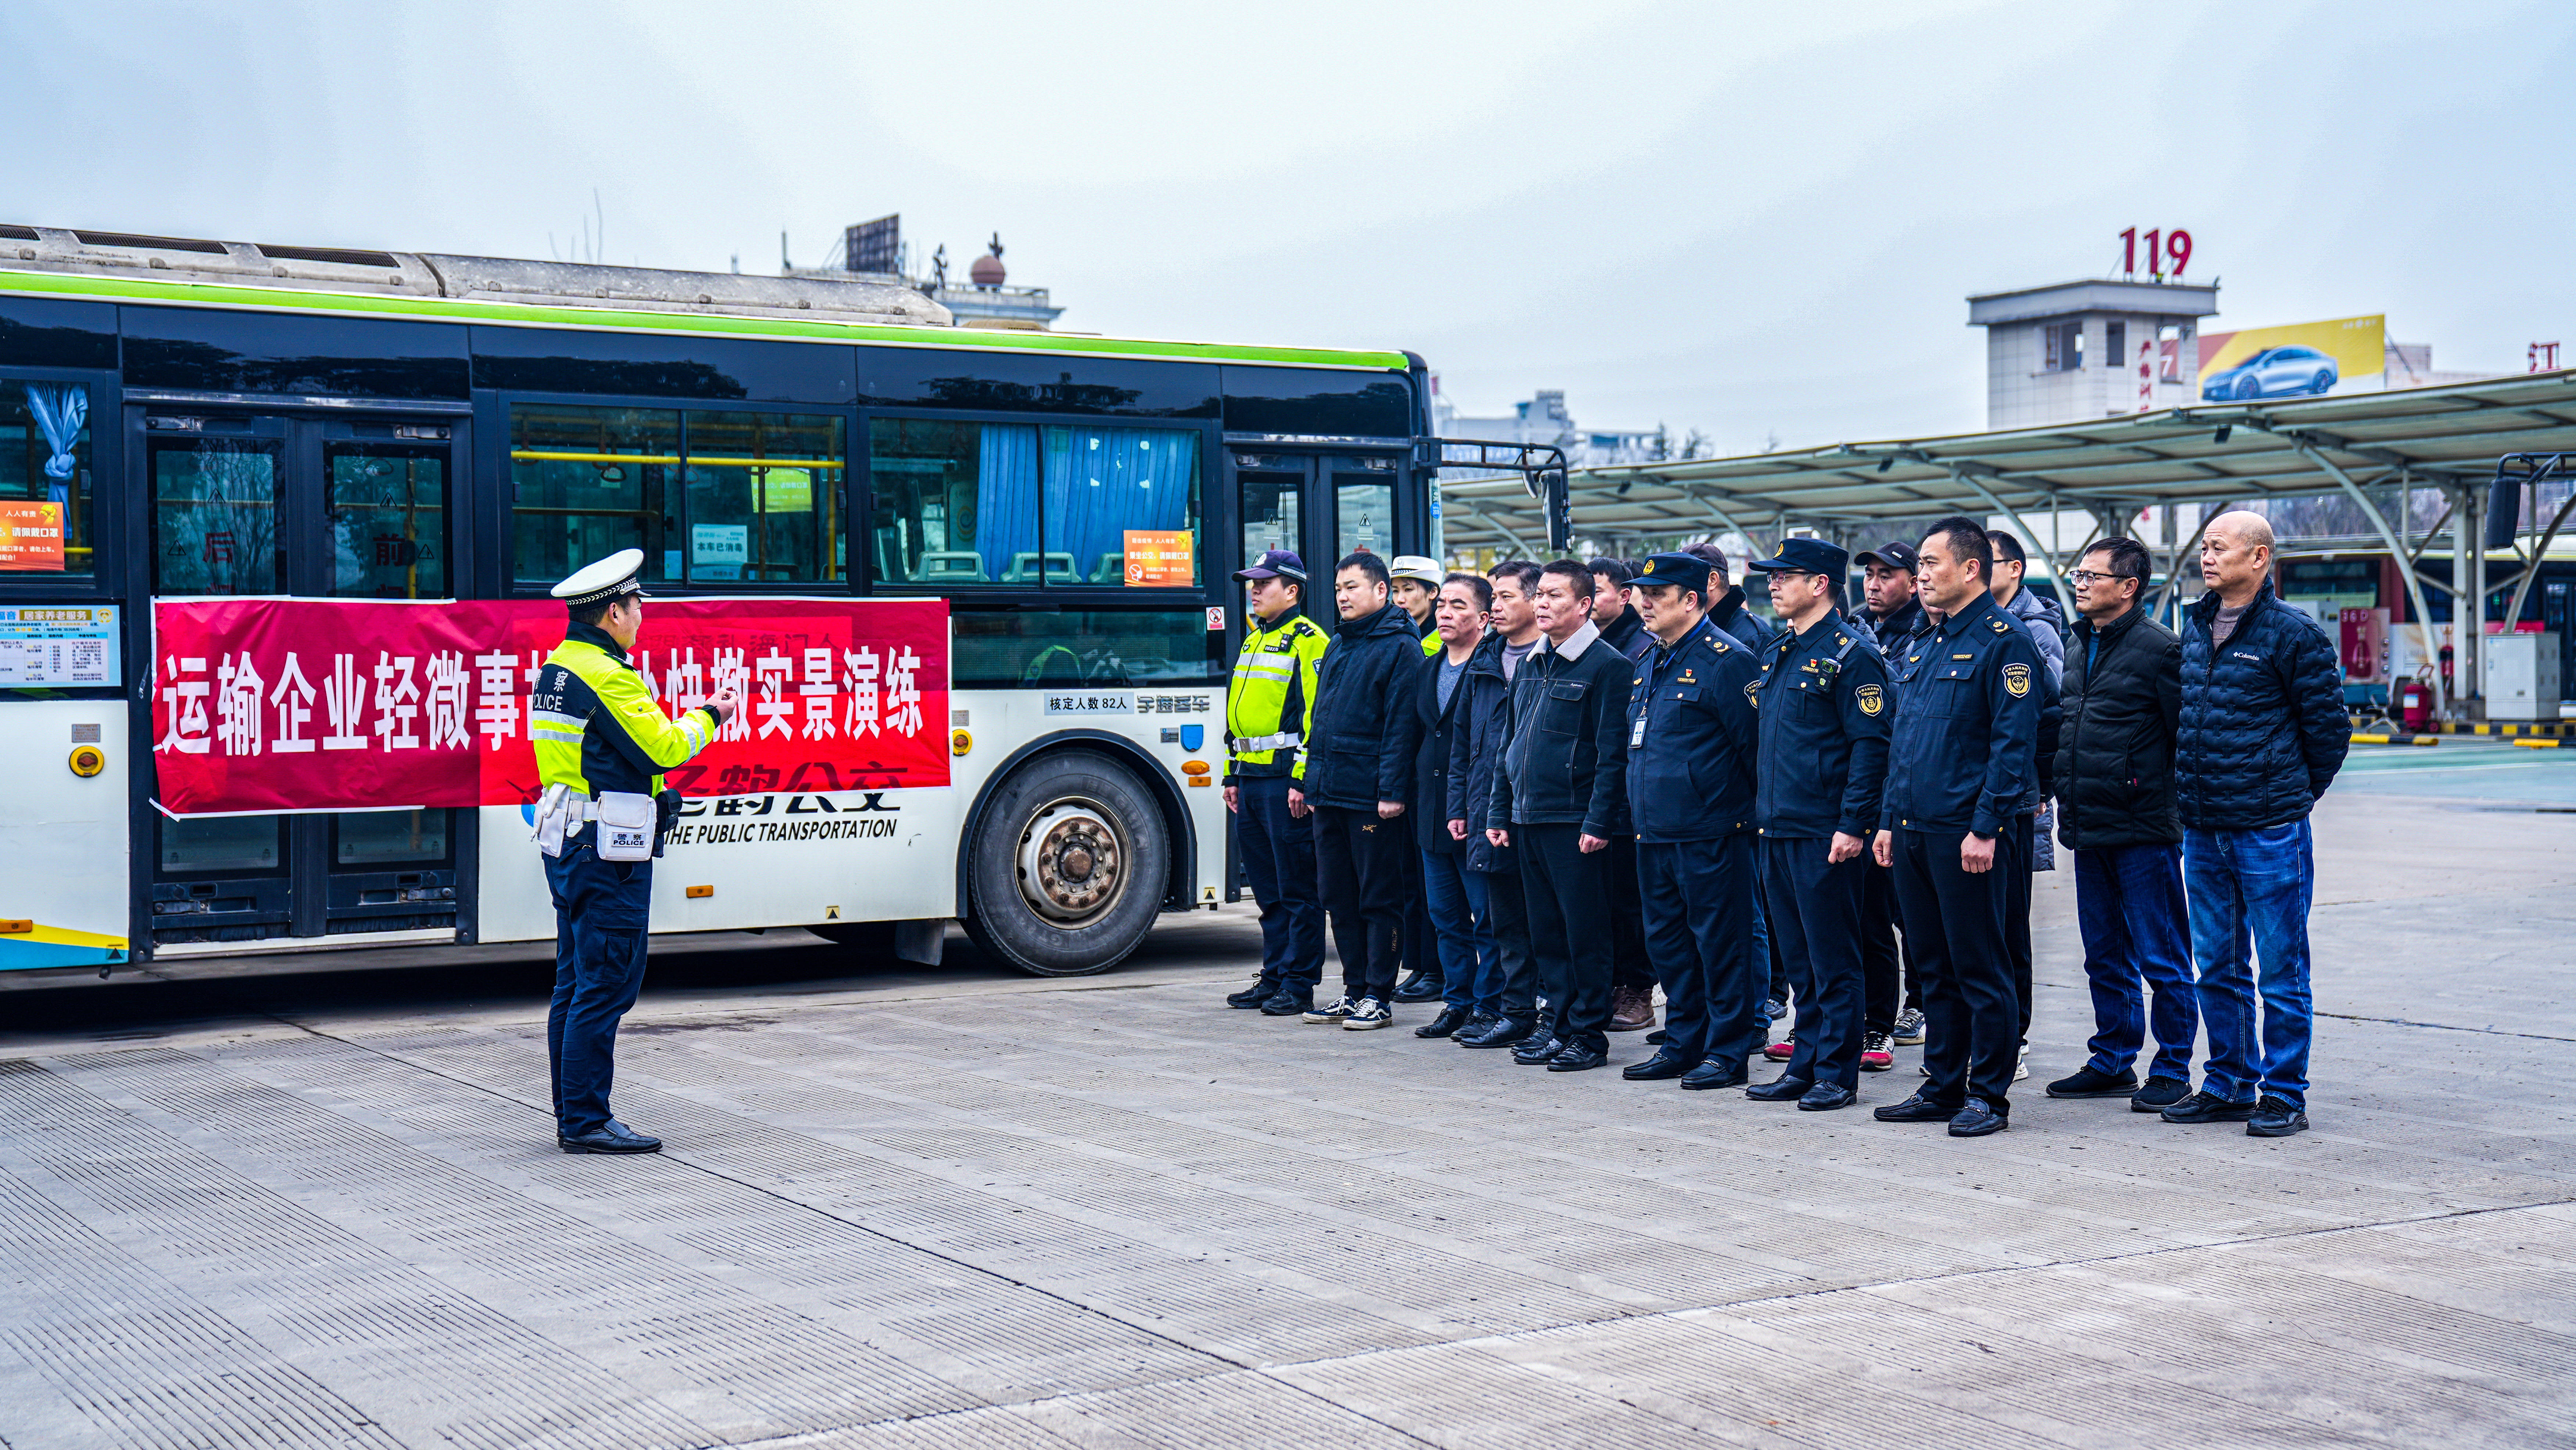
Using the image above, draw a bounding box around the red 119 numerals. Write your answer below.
[2120,228,2192,279]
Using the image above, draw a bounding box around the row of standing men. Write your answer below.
[1219,510,2347,1139]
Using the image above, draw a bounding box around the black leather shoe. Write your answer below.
[1259,990,1313,1016]
[560,1120,661,1154]
[1227,981,1280,1009]
[2130,1076,2190,1112]
[2161,1090,2257,1124]
[2046,1064,2140,1098]
[1511,1036,1563,1065]
[1453,1011,1498,1042]
[2246,1095,2309,1137]
[1643,1028,1671,1046]
[1546,1042,1609,1072]
[1460,1015,1532,1049]
[1679,1060,1749,1091]
[1948,1097,2009,1137]
[1414,1005,1473,1039]
[1393,969,1445,1003]
[1745,1074,1814,1102]
[1622,1050,1697,1081]
[1798,1083,1858,1111]
[1872,1091,1955,1122]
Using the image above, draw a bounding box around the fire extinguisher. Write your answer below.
[2398,679,2432,733]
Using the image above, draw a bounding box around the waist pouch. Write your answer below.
[594,791,658,862]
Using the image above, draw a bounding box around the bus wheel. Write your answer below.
[965,750,1169,976]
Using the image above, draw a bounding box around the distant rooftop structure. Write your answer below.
[788,214,1064,331]
[1968,278,2222,429]
[1433,386,1682,474]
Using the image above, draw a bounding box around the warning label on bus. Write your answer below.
[150,597,950,815]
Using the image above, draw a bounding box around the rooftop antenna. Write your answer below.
[781,229,790,272]
[593,188,603,264]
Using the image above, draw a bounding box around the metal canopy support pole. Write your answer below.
[1464,501,1535,560]
[1951,468,2069,582]
[2154,503,2219,621]
[2504,482,2576,630]
[2293,444,2447,721]
[2461,479,2486,711]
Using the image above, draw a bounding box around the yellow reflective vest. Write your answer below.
[530,623,720,798]
[1224,609,1327,783]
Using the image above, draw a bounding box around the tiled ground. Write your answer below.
[2,764,2570,1448]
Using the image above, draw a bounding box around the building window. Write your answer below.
[2105,322,2128,372]
[510,405,845,587]
[1,382,97,577]
[2043,321,2086,374]
[869,418,1201,587]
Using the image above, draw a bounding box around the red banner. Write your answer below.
[152,597,949,815]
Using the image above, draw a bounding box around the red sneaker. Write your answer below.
[1763,1034,1796,1061]
[1860,1032,1895,1072]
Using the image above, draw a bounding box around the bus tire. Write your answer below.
[964,749,1169,977]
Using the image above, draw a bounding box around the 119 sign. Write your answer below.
[2120,227,2193,280]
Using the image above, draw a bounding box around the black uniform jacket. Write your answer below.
[1623,614,1759,842]
[1302,601,1424,811]
[1753,613,1892,839]
[1488,618,1632,839]
[1878,590,2047,838]
[1391,638,1478,854]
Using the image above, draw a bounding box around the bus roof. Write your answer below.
[0,232,1411,374]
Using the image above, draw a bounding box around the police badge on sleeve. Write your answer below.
[2003,662,2031,698]
[1855,683,1885,716]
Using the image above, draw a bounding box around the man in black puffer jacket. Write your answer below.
[2043,537,2196,1114]
[2167,511,2349,1140]
[1296,552,1430,1031]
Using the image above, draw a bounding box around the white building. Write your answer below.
[1432,387,1671,467]
[1968,279,2219,429]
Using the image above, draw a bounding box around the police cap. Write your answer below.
[1745,536,1850,578]
[1632,551,1713,598]
[1233,549,1307,583]
[551,548,653,608]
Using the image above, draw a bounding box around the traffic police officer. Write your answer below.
[1869,518,2046,1138]
[1616,551,1763,1091]
[1221,549,1331,1014]
[529,549,737,1153]
[1743,538,1890,1110]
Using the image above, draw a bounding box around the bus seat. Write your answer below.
[1005,551,1077,583]
[917,551,988,582]
[1092,552,1127,583]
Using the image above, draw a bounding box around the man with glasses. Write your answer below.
[2044,538,2195,1113]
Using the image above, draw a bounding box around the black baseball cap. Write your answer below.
[1745,537,1850,577]
[1854,539,1919,573]
[1233,549,1307,582]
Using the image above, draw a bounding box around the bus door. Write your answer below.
[1230,449,1409,616]
[141,408,473,950]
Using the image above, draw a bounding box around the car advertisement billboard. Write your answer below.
[2198,315,2385,400]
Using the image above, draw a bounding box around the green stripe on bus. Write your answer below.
[0,268,1412,372]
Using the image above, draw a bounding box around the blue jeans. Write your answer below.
[2185,819,2316,1109]
[2073,844,2197,1083]
[1421,848,1494,1012]
[544,837,654,1137]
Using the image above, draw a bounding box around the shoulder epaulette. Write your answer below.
[1991,617,2010,632]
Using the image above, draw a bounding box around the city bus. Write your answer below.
[0,225,1443,979]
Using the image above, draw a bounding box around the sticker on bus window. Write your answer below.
[1123,530,1193,586]
[0,502,66,571]
[0,604,118,687]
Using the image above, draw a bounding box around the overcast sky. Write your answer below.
[7,0,2570,454]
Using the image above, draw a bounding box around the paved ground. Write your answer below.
[2,741,2572,1449]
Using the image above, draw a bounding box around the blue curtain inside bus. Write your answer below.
[23,383,87,503]
[1043,426,1199,585]
[973,424,1042,581]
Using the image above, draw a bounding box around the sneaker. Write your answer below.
[1892,1008,1926,1046]
[2160,1089,2257,1124]
[1761,996,1790,1021]
[2246,1094,2309,1137]
[1859,1033,1895,1072]
[1342,997,1391,1031]
[1762,1033,1797,1062]
[1302,996,1356,1025]
[2130,1075,2190,1112]
[2046,1064,2141,1099]
[2013,1044,2029,1082]
[1226,981,1280,1009]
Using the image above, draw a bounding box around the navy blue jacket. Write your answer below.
[1753,614,1891,839]
[1623,615,1760,841]
[1488,619,1632,839]
[1879,591,2047,836]
[2177,582,2349,829]
[1391,638,1479,854]
[1444,633,1520,872]
[1302,601,1424,811]
[1709,585,1774,654]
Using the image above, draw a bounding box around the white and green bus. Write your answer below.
[0,225,1452,978]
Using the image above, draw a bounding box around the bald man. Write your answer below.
[2165,511,2348,1139]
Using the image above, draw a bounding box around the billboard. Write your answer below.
[2198,315,2385,400]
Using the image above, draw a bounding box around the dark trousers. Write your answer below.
[1607,835,1654,991]
[1890,828,2018,1113]
[2004,813,2035,1042]
[1475,861,1539,1020]
[1402,842,1437,983]
[545,837,653,1137]
[1517,822,1613,1051]
[1763,836,1868,1090]
[1860,857,1917,1034]
[1422,847,1494,1011]
[1313,805,1408,1004]
[1638,834,1757,1067]
[1235,776,1323,996]
[2074,843,2197,1083]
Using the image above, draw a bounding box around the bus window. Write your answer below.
[681,411,845,584]
[154,436,286,595]
[1040,426,1201,587]
[336,808,449,865]
[868,418,1037,586]
[952,608,1227,687]
[511,405,677,586]
[1335,467,1394,559]
[0,382,95,576]
[328,445,446,597]
[160,814,282,874]
[1239,465,1302,569]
